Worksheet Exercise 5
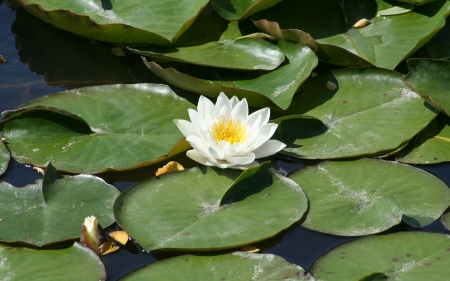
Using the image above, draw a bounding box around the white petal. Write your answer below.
[186,135,211,158]
[252,140,286,158]
[216,92,232,112]
[225,152,255,165]
[196,95,206,117]
[207,143,225,159]
[186,150,213,166]
[218,104,232,118]
[203,97,218,120]
[222,142,246,157]
[231,98,248,120]
[247,123,278,149]
[246,107,270,128]
[173,119,196,138]
[230,96,239,108]
[209,158,237,169]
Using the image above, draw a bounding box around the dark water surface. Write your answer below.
[1,2,449,280]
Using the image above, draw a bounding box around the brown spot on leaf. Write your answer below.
[221,278,226,281]
[406,253,412,257]
[445,246,450,252]
[26,236,31,239]
[383,93,388,96]
[434,157,438,160]
[424,262,431,266]
[436,256,442,260]
[371,189,376,193]
[183,232,190,236]
[342,101,348,104]
[392,258,399,263]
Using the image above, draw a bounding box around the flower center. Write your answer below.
[212,119,247,144]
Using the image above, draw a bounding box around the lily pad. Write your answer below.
[395,0,440,5]
[0,163,119,246]
[144,39,318,110]
[288,158,450,236]
[17,0,209,45]
[272,68,437,159]
[210,0,283,21]
[0,141,8,176]
[252,0,450,69]
[396,114,450,164]
[404,59,450,117]
[121,252,312,281]
[0,243,106,280]
[311,232,450,281]
[0,84,194,174]
[114,162,308,251]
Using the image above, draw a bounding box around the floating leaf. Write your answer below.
[121,252,312,281]
[1,84,194,174]
[404,59,450,117]
[17,0,209,45]
[394,0,440,5]
[210,0,282,21]
[252,0,450,69]
[0,164,119,246]
[0,243,106,280]
[129,12,285,70]
[272,68,437,159]
[145,39,317,110]
[311,232,450,281]
[378,4,414,15]
[396,114,450,164]
[0,141,8,176]
[114,162,308,251]
[289,158,450,235]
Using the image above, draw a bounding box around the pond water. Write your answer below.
[1,2,449,280]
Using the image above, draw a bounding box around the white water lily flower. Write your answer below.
[174,92,286,169]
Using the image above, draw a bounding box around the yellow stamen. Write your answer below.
[213,119,247,144]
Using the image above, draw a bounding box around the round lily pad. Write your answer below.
[0,243,106,280]
[311,232,450,281]
[114,162,308,251]
[0,164,119,246]
[17,0,209,45]
[272,68,437,159]
[0,84,194,174]
[121,252,311,281]
[0,141,8,176]
[288,158,450,236]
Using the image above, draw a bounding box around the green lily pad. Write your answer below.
[0,84,194,174]
[144,39,318,110]
[0,164,119,246]
[378,4,414,15]
[272,68,437,159]
[0,243,106,280]
[0,141,8,176]
[210,0,282,20]
[404,59,450,117]
[17,0,209,45]
[130,34,284,70]
[395,0,440,5]
[311,232,450,281]
[288,158,450,235]
[121,252,312,281]
[114,162,308,251]
[396,114,450,164]
[252,0,450,69]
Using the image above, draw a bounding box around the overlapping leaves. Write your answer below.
[0,141,8,176]
[0,84,194,174]
[252,0,450,69]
